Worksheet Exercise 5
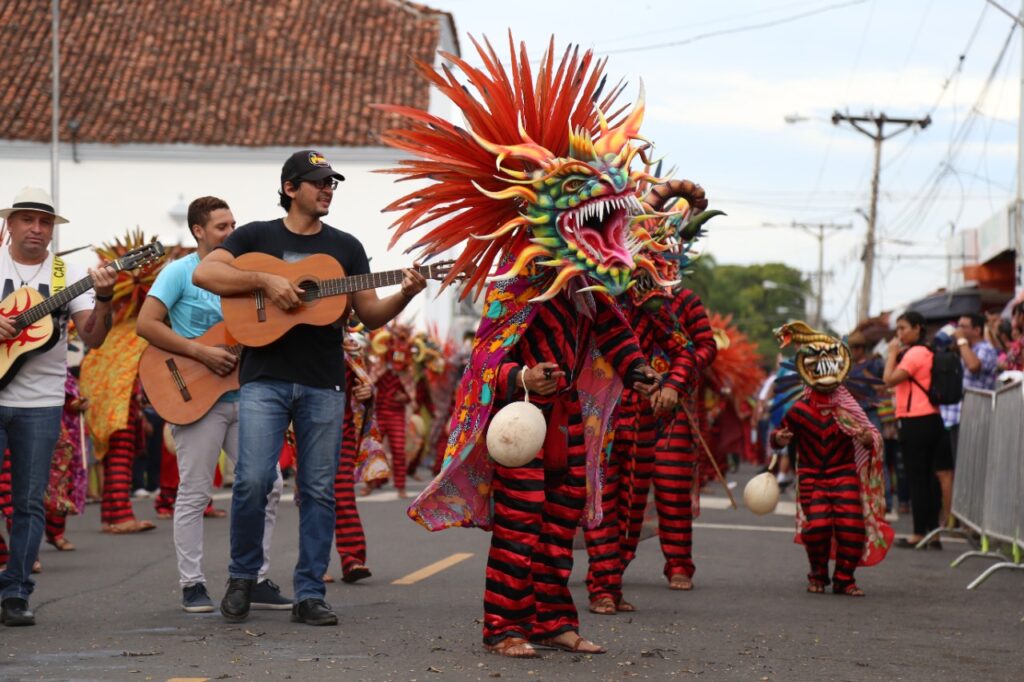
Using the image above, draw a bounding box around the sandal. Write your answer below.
[323,573,336,583]
[834,583,865,597]
[533,632,606,654]
[32,560,41,574]
[342,565,372,584]
[668,574,693,591]
[102,520,156,534]
[616,598,636,612]
[203,507,227,519]
[47,536,75,552]
[485,637,539,659]
[588,596,616,615]
[806,579,827,594]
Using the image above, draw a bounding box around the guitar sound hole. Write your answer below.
[298,280,320,302]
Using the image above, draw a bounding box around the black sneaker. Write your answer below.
[290,598,338,626]
[182,583,215,613]
[220,577,255,622]
[251,579,293,610]
[1,598,35,626]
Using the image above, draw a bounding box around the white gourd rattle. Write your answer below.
[486,365,547,467]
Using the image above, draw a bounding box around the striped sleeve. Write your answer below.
[666,289,717,392]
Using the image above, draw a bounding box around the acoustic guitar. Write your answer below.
[0,242,164,390]
[220,253,456,347]
[138,322,241,425]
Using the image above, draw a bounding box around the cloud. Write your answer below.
[646,68,1019,132]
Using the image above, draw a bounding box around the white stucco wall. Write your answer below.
[0,142,465,336]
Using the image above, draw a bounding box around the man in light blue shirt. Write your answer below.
[137,197,289,614]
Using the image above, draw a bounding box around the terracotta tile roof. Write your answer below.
[0,0,455,147]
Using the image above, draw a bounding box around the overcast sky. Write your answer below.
[423,0,1022,331]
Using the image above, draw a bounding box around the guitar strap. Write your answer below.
[51,255,66,296]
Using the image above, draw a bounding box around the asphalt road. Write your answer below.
[2,465,1021,682]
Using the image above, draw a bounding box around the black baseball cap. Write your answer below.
[280,149,346,185]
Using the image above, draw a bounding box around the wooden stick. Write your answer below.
[680,402,737,509]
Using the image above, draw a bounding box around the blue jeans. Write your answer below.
[0,405,62,601]
[229,380,344,602]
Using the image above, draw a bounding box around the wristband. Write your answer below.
[95,292,113,303]
[956,338,968,347]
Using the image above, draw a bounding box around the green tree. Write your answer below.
[683,255,811,365]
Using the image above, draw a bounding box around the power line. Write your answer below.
[599,0,868,55]
[885,22,1017,241]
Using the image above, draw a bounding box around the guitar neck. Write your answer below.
[316,264,435,298]
[14,275,96,328]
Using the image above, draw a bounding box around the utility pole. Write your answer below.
[832,111,931,322]
[50,0,61,254]
[764,221,851,328]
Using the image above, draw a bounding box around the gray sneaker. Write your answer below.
[182,583,215,613]
[250,579,293,610]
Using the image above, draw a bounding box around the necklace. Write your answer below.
[9,255,47,287]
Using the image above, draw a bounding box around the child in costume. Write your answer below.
[367,324,416,498]
[379,37,666,658]
[769,322,893,596]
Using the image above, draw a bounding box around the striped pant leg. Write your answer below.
[483,456,545,645]
[377,408,406,492]
[797,473,832,584]
[44,511,66,544]
[101,428,137,525]
[531,408,588,640]
[334,422,367,571]
[653,413,698,580]
[583,437,621,603]
[618,406,657,568]
[830,468,866,588]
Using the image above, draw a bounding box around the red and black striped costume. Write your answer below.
[101,396,144,526]
[406,376,434,478]
[333,389,367,576]
[771,392,865,590]
[651,290,717,582]
[484,291,647,646]
[374,371,408,493]
[583,289,706,603]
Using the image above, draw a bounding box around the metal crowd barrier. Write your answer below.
[966,380,1024,589]
[928,382,1024,588]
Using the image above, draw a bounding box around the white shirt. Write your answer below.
[0,247,93,407]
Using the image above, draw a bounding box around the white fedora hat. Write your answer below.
[0,187,68,224]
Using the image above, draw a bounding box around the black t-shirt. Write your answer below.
[218,218,370,389]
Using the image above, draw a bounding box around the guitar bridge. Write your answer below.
[166,358,192,402]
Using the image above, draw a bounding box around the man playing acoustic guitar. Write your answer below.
[0,187,117,626]
[137,196,289,615]
[193,151,426,626]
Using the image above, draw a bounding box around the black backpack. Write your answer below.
[907,346,964,408]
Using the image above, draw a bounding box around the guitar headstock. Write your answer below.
[110,242,165,272]
[423,260,466,282]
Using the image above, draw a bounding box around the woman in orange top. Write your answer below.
[882,311,953,548]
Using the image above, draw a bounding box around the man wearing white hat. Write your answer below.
[0,187,117,626]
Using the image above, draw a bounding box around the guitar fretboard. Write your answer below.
[14,276,97,328]
[9,244,159,329]
[303,264,439,300]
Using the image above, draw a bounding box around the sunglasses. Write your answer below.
[302,178,339,190]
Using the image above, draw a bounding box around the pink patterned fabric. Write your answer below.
[408,262,624,532]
